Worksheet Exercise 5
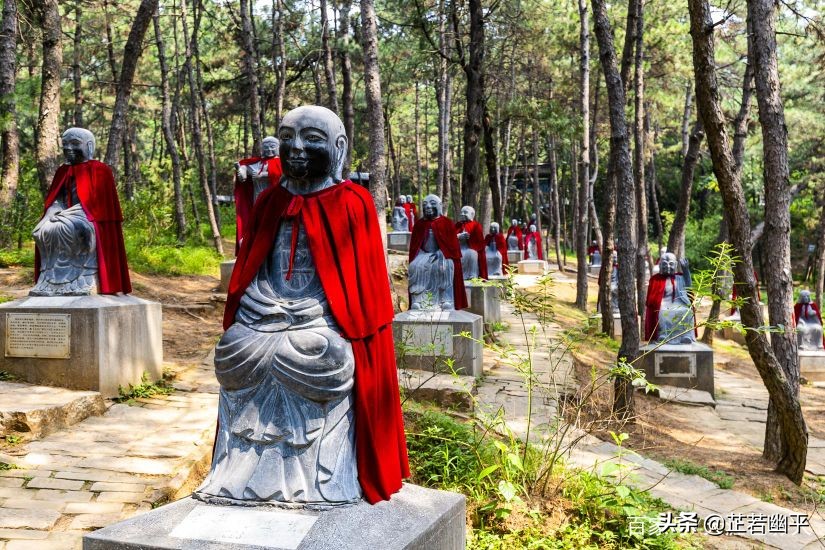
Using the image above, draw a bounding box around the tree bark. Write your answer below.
[681,82,693,158]
[646,112,663,253]
[667,120,704,257]
[633,0,649,327]
[320,0,339,112]
[273,0,287,127]
[575,0,591,310]
[483,103,501,225]
[547,134,564,271]
[72,4,83,127]
[749,0,801,465]
[34,0,63,196]
[689,0,807,483]
[360,0,389,245]
[338,0,354,169]
[193,0,220,227]
[593,0,640,418]
[0,0,19,212]
[457,0,485,211]
[598,147,618,334]
[239,0,263,154]
[815,206,825,306]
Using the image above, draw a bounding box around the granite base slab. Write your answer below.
[640,342,714,395]
[219,259,236,293]
[387,231,412,253]
[0,295,162,398]
[393,309,483,377]
[517,260,547,274]
[588,264,602,275]
[800,350,825,382]
[464,282,501,324]
[83,484,465,550]
[506,250,524,264]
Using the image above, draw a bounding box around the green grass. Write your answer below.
[663,458,734,489]
[0,247,34,268]
[116,373,174,405]
[0,462,19,471]
[124,240,222,277]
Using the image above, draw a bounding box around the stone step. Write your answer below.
[0,381,106,439]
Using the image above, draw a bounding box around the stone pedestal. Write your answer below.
[588,264,602,275]
[464,282,501,325]
[387,231,412,253]
[393,309,483,377]
[219,259,236,293]
[517,260,547,275]
[507,250,524,264]
[83,484,466,550]
[800,350,825,383]
[0,295,162,398]
[640,342,714,395]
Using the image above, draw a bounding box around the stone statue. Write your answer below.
[234,136,283,254]
[408,195,467,310]
[32,128,131,296]
[609,252,619,313]
[588,240,601,265]
[196,106,409,508]
[591,250,602,267]
[455,205,488,280]
[794,290,824,351]
[405,194,417,228]
[524,224,543,260]
[506,219,522,251]
[391,196,409,232]
[485,223,508,277]
[644,252,696,344]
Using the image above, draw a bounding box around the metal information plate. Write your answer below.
[655,353,696,378]
[5,313,71,359]
[169,505,318,550]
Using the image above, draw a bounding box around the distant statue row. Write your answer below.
[505,218,543,260]
[391,195,418,232]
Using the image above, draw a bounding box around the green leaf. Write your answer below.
[477,464,500,482]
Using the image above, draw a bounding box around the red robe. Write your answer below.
[794,302,825,348]
[36,160,131,294]
[730,270,761,315]
[409,216,468,310]
[455,219,488,280]
[402,202,414,230]
[506,225,523,250]
[224,180,409,504]
[524,231,543,260]
[644,273,697,342]
[485,233,509,269]
[410,203,419,221]
[234,156,283,255]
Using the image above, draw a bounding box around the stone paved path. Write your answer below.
[0,357,219,549]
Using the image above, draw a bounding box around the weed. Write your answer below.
[663,458,734,489]
[0,371,17,381]
[0,462,18,471]
[4,435,22,446]
[116,372,174,403]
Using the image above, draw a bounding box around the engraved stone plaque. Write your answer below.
[389,232,408,245]
[169,505,317,549]
[655,353,696,378]
[5,313,71,359]
[402,324,454,356]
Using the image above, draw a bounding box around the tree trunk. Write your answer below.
[338,0,354,169]
[598,147,618,334]
[547,134,564,271]
[815,207,825,306]
[619,0,639,93]
[360,0,389,245]
[667,121,704,257]
[458,0,485,211]
[689,0,807,483]
[320,0,339,112]
[0,0,19,212]
[104,0,160,181]
[483,103,501,225]
[531,128,542,239]
[153,8,187,243]
[681,82,693,158]
[575,0,590,310]
[645,112,663,252]
[749,0,801,466]
[239,0,263,154]
[593,0,640,419]
[34,0,63,196]
[273,0,287,127]
[633,0,649,327]
[588,70,603,248]
[193,0,220,227]
[72,4,84,127]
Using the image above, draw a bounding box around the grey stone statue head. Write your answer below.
[422,195,442,220]
[398,195,406,205]
[799,290,812,304]
[459,206,475,222]
[660,252,678,275]
[278,106,348,184]
[261,136,280,159]
[490,222,500,235]
[406,194,413,204]
[62,127,95,165]
[529,224,536,233]
[511,219,518,226]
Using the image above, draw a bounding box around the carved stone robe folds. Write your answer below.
[35,160,131,294]
[408,216,468,310]
[213,181,409,505]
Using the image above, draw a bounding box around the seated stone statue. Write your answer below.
[234,136,283,254]
[196,106,409,508]
[644,252,696,344]
[32,127,130,296]
[391,196,409,232]
[485,222,508,277]
[524,224,543,260]
[588,240,601,265]
[408,195,467,310]
[506,219,522,251]
[591,250,602,267]
[455,205,487,280]
[794,290,824,351]
[405,194,418,228]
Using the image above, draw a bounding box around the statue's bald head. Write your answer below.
[261,136,280,159]
[800,290,812,304]
[422,194,442,219]
[279,106,348,182]
[490,222,500,234]
[62,127,96,165]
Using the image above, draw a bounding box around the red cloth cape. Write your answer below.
[485,233,509,268]
[410,203,418,220]
[36,160,131,294]
[402,202,414,229]
[409,215,468,310]
[506,226,523,250]
[455,219,488,280]
[234,156,283,255]
[794,302,825,348]
[644,273,697,342]
[730,270,761,315]
[524,231,543,260]
[224,180,409,503]
[587,244,600,255]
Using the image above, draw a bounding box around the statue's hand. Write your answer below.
[458,231,469,241]
[235,163,246,180]
[680,258,690,272]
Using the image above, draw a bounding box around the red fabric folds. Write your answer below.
[484,233,509,269]
[409,215,468,310]
[234,156,283,255]
[524,230,543,260]
[455,219,488,279]
[794,302,825,348]
[644,273,697,342]
[505,225,523,250]
[36,161,131,294]
[402,202,414,230]
[223,181,409,503]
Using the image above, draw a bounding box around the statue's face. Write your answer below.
[459,206,474,222]
[261,137,280,158]
[422,195,441,219]
[279,106,347,183]
[406,195,413,204]
[399,196,406,204]
[61,128,95,165]
[800,290,812,304]
[529,224,536,233]
[660,253,678,275]
[490,223,499,235]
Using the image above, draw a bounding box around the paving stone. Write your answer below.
[0,478,24,488]
[1,499,65,512]
[64,502,124,515]
[33,489,93,503]
[0,488,32,500]
[75,456,176,475]
[0,529,50,540]
[95,491,146,504]
[0,469,53,479]
[69,513,122,531]
[26,477,84,491]
[89,481,145,493]
[0,509,61,530]
[54,470,147,484]
[694,488,761,514]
